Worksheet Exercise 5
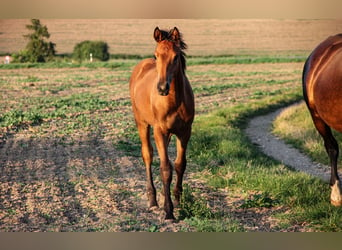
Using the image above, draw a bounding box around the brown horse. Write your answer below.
[129,27,195,220]
[303,34,342,206]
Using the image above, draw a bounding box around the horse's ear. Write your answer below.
[154,27,162,42]
[170,27,180,43]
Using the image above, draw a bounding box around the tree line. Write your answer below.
[12,19,110,63]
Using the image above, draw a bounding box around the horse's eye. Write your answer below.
[153,55,157,60]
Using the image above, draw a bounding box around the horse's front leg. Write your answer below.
[153,127,175,220]
[137,123,158,209]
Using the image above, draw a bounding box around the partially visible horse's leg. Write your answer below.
[153,127,174,220]
[159,133,172,198]
[173,129,191,207]
[312,114,341,206]
[137,122,158,209]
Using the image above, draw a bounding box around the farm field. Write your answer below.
[0,19,342,232]
[1,19,342,56]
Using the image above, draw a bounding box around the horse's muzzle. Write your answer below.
[157,82,170,96]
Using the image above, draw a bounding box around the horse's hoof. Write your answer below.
[158,213,176,223]
[164,215,176,223]
[331,199,342,206]
[164,213,176,222]
[164,218,176,223]
[149,205,159,211]
[330,180,342,206]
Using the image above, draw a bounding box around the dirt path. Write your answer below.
[245,102,334,183]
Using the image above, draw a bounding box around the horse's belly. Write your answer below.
[315,98,342,132]
[315,92,342,132]
[318,110,342,132]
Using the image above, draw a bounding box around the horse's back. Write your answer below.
[303,34,342,132]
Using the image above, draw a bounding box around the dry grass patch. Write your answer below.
[273,101,342,168]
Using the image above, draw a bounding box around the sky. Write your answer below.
[1,0,342,19]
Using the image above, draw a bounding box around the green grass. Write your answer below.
[188,95,342,232]
[0,92,131,132]
[187,55,306,66]
[273,102,342,167]
[0,60,137,70]
[179,184,244,232]
[0,54,306,70]
[239,192,280,209]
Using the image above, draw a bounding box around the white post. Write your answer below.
[5,55,10,64]
[90,53,93,62]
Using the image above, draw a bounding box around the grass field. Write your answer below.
[1,19,342,232]
[273,102,342,168]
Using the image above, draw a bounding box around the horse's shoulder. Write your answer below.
[133,58,155,78]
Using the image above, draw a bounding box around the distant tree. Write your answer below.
[12,19,56,63]
[73,40,110,62]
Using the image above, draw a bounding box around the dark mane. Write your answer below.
[159,28,187,72]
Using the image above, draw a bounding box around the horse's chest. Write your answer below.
[156,107,192,133]
[166,112,184,127]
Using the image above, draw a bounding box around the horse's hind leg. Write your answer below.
[173,130,191,207]
[137,123,158,209]
[312,114,342,206]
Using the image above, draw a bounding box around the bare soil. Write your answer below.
[0,132,309,232]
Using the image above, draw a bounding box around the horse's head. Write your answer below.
[153,27,184,96]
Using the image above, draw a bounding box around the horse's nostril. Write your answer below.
[158,88,169,96]
[158,82,170,96]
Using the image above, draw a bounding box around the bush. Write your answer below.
[12,19,56,63]
[11,50,31,63]
[73,41,110,62]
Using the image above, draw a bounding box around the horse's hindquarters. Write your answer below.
[312,50,342,132]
